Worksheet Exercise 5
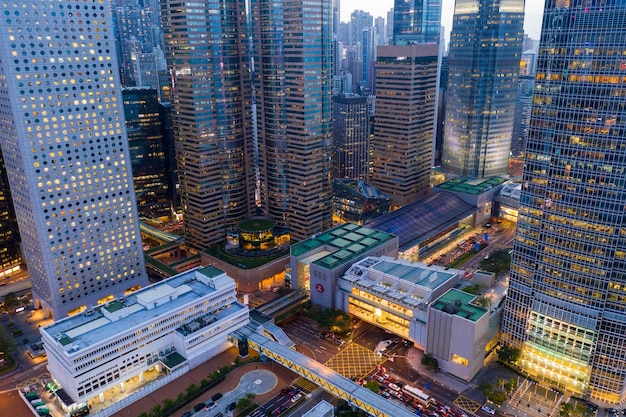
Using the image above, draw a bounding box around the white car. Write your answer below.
[481,405,496,415]
[291,393,303,403]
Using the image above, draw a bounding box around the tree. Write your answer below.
[478,383,494,397]
[237,397,252,410]
[364,380,379,393]
[497,344,522,364]
[2,292,18,313]
[479,250,511,275]
[489,391,507,405]
[185,383,198,398]
[421,353,440,371]
[504,378,518,393]
[461,284,483,295]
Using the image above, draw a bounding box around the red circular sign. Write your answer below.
[315,283,324,293]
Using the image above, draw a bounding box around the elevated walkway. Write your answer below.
[234,326,416,417]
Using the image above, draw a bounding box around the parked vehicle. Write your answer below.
[211,392,223,401]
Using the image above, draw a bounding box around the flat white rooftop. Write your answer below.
[42,266,238,352]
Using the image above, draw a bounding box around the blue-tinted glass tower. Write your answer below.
[393,0,442,45]
[441,0,524,178]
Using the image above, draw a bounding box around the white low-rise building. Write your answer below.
[336,256,462,348]
[41,266,249,410]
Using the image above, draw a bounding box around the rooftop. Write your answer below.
[42,266,239,353]
[372,260,457,289]
[291,223,397,269]
[430,288,488,322]
[365,192,476,250]
[435,176,507,195]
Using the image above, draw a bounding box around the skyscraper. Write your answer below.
[162,0,332,248]
[332,95,370,180]
[161,0,253,250]
[393,0,442,45]
[0,0,148,319]
[441,0,524,178]
[371,45,438,207]
[502,0,626,403]
[0,148,22,279]
[250,0,333,241]
[122,88,171,220]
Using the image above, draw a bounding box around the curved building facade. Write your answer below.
[441,0,524,178]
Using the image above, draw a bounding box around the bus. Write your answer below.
[402,385,432,406]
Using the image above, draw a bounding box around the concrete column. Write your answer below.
[139,372,145,383]
[99,392,105,403]
[120,381,125,393]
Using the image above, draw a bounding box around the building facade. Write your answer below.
[122,88,171,220]
[371,45,438,207]
[392,0,442,45]
[160,0,253,250]
[250,0,333,242]
[441,0,524,178]
[42,266,249,409]
[288,223,399,298]
[162,0,333,249]
[337,257,462,347]
[332,95,370,181]
[0,148,22,279]
[502,0,626,404]
[0,0,148,319]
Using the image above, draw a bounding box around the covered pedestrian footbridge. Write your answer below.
[234,326,416,417]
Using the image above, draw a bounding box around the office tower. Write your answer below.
[250,0,333,241]
[502,0,626,403]
[434,55,449,165]
[161,0,253,250]
[375,17,387,46]
[332,95,370,180]
[371,45,438,207]
[510,76,533,158]
[332,38,343,76]
[350,10,374,46]
[122,88,171,220]
[441,0,524,178]
[386,8,395,42]
[332,73,353,96]
[362,28,377,92]
[0,148,22,279]
[0,0,148,319]
[333,0,340,36]
[393,0,442,45]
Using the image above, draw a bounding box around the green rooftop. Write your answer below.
[104,300,125,313]
[435,176,507,195]
[431,288,488,322]
[291,223,396,269]
[198,265,225,278]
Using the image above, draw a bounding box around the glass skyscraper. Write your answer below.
[161,0,332,248]
[502,0,626,404]
[0,0,148,319]
[441,0,524,178]
[393,0,442,45]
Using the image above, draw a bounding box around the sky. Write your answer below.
[340,0,545,44]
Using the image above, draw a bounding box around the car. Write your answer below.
[484,223,492,228]
[182,412,193,417]
[194,403,206,412]
[388,383,400,392]
[481,405,495,415]
[226,402,237,411]
[212,392,223,401]
[205,401,217,411]
[215,413,223,417]
[291,393,303,403]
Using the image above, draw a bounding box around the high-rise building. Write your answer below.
[441,0,524,178]
[393,0,442,45]
[502,0,626,404]
[349,10,374,46]
[510,76,533,158]
[371,45,438,207]
[250,0,333,241]
[0,148,22,279]
[0,0,148,319]
[122,88,171,220]
[332,95,370,180]
[162,0,332,248]
[160,0,253,250]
